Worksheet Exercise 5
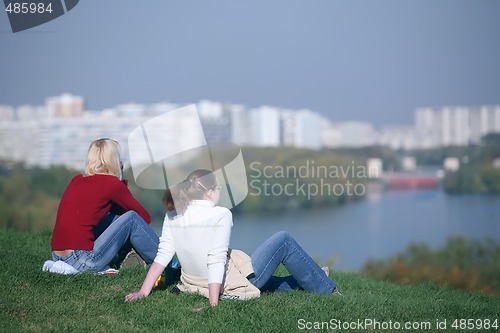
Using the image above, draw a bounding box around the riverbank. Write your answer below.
[1,229,498,332]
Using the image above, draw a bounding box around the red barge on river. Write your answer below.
[383,171,442,190]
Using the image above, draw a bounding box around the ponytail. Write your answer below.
[170,169,218,214]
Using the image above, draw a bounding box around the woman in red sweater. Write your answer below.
[51,138,159,272]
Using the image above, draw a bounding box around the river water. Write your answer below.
[230,189,500,271]
[153,188,500,271]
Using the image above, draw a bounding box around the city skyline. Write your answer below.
[2,91,500,127]
[1,93,499,170]
[1,1,499,126]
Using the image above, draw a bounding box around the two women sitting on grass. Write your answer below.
[125,169,342,306]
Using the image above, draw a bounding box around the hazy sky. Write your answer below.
[1,0,499,126]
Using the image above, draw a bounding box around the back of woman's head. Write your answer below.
[171,169,218,214]
[85,138,122,178]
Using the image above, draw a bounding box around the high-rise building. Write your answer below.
[46,93,84,117]
[415,108,440,148]
[415,105,500,148]
[281,109,321,150]
[250,106,281,147]
[321,117,341,148]
[469,105,500,143]
[197,100,231,145]
[228,104,251,146]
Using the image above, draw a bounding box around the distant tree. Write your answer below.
[480,133,500,162]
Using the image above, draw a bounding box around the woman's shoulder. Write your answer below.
[213,205,232,216]
[70,174,125,192]
[189,200,231,216]
[212,206,233,226]
[86,174,124,184]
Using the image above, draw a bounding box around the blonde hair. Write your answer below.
[84,138,122,178]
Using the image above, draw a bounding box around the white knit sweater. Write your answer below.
[154,200,233,284]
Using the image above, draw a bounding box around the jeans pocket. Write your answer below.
[56,250,93,272]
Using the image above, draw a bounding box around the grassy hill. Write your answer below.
[1,229,499,333]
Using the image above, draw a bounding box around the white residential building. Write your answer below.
[415,105,500,148]
[280,109,322,150]
[469,105,500,143]
[376,125,418,150]
[196,100,231,145]
[46,93,84,117]
[414,108,441,148]
[250,106,281,147]
[332,121,375,147]
[321,117,341,148]
[229,104,251,146]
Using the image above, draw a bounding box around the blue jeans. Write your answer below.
[247,231,336,294]
[52,211,159,272]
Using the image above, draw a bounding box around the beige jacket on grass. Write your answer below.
[176,249,260,300]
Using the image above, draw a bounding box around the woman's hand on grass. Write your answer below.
[125,262,166,303]
[125,291,146,302]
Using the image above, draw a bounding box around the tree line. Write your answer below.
[1,139,498,232]
[0,147,368,231]
[362,236,500,295]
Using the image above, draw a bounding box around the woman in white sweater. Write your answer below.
[125,169,341,306]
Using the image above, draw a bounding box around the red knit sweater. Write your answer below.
[51,174,151,251]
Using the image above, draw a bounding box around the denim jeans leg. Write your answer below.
[91,211,159,271]
[93,213,119,239]
[261,276,302,292]
[248,231,336,294]
[93,213,133,263]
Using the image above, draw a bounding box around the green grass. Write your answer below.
[1,229,499,333]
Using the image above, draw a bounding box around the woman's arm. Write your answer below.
[125,215,176,302]
[206,209,233,306]
[125,261,165,302]
[208,283,222,306]
[108,178,151,223]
